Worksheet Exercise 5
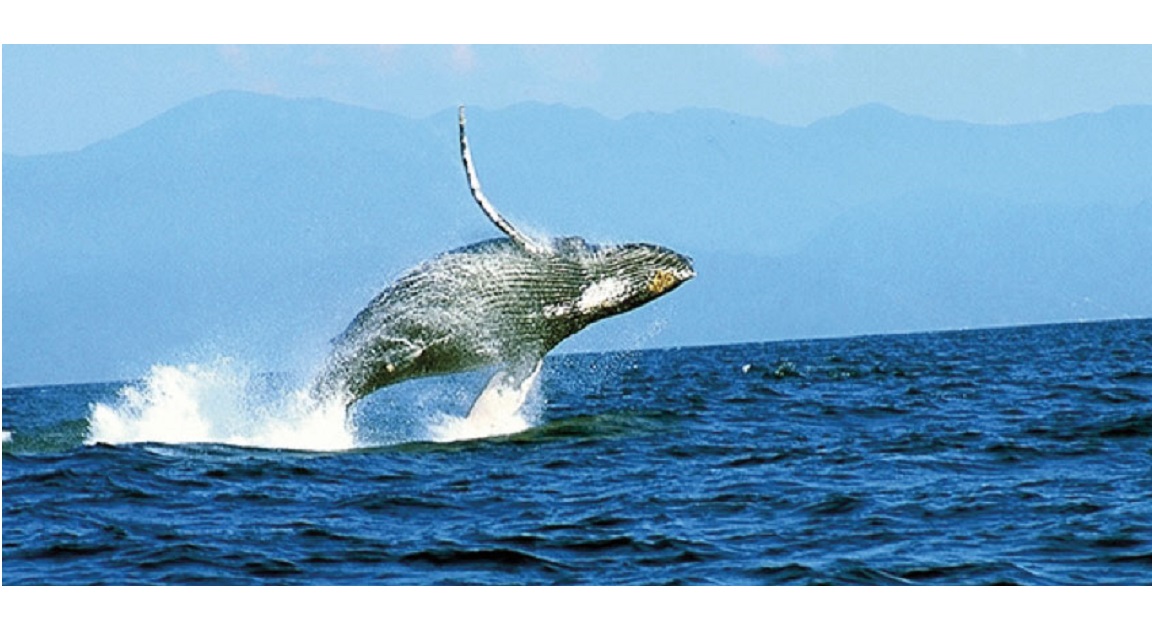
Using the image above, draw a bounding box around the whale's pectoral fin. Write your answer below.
[465,360,543,423]
[458,106,549,255]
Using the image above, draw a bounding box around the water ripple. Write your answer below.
[5,319,1152,584]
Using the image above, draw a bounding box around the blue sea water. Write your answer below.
[4,318,1152,585]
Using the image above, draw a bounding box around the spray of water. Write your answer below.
[88,359,355,451]
[86,357,543,450]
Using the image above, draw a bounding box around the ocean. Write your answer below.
[3,318,1151,585]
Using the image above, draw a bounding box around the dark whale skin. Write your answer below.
[312,106,695,406]
[313,236,694,404]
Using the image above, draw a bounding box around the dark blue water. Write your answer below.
[5,319,1152,585]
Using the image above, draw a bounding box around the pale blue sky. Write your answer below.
[5,45,1152,156]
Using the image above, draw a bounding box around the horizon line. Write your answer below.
[4,316,1149,391]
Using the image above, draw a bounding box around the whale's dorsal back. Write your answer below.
[313,106,694,407]
[458,106,550,255]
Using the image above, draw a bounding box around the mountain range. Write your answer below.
[5,91,1151,386]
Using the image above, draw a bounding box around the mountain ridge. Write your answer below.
[5,91,1151,386]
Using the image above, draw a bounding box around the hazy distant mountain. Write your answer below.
[5,91,1151,385]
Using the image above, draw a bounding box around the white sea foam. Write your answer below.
[87,359,356,451]
[426,362,542,443]
[86,356,543,450]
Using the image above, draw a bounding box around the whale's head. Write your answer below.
[555,238,695,321]
[457,107,694,326]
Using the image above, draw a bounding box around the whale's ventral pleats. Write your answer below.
[312,107,695,407]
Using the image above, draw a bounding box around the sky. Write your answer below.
[4,42,1152,386]
[5,44,1152,156]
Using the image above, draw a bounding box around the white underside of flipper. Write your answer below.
[427,361,543,442]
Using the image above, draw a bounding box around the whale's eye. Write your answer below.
[648,269,677,294]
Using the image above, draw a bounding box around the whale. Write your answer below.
[311,107,695,407]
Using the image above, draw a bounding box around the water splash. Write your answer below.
[85,357,545,450]
[427,362,542,442]
[87,359,355,451]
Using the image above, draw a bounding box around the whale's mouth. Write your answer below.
[649,266,694,294]
[648,269,679,294]
[650,255,696,295]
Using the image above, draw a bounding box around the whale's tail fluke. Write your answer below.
[458,106,549,255]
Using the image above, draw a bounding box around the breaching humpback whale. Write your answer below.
[312,107,695,407]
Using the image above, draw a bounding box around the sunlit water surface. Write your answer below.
[4,319,1151,585]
